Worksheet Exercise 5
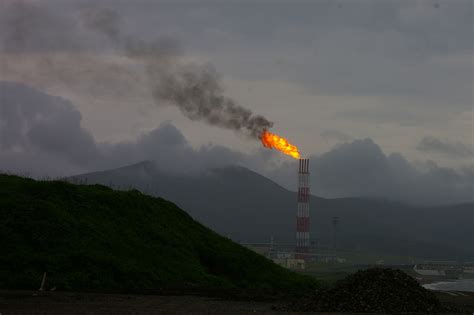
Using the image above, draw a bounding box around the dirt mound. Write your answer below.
[288,268,451,313]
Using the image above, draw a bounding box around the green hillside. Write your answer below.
[0,174,317,293]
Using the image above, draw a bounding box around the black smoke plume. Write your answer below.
[82,8,273,138]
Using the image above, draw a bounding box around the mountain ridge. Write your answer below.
[69,160,474,260]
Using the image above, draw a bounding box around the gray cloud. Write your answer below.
[169,1,473,114]
[309,139,473,206]
[97,121,249,176]
[205,2,472,170]
[417,136,474,158]
[334,107,428,126]
[0,1,86,53]
[320,129,353,143]
[0,81,99,167]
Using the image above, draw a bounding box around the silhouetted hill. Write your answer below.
[70,161,474,260]
[0,174,317,292]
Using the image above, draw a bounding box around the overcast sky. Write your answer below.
[0,0,472,204]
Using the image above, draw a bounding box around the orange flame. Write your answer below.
[260,130,301,159]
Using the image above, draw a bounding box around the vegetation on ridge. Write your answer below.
[0,174,317,293]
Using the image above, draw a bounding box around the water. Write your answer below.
[423,279,474,292]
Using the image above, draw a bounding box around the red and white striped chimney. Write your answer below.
[296,158,310,259]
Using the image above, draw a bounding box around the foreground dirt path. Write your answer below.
[1,290,473,314]
[0,290,289,314]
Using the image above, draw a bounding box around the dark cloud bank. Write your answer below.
[1,82,472,206]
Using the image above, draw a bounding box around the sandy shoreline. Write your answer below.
[423,279,474,293]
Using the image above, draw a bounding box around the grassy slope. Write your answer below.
[0,174,317,293]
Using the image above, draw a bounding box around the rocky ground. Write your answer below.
[284,268,447,312]
[436,290,474,313]
[280,268,474,313]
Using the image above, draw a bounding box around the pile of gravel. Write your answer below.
[287,268,450,313]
